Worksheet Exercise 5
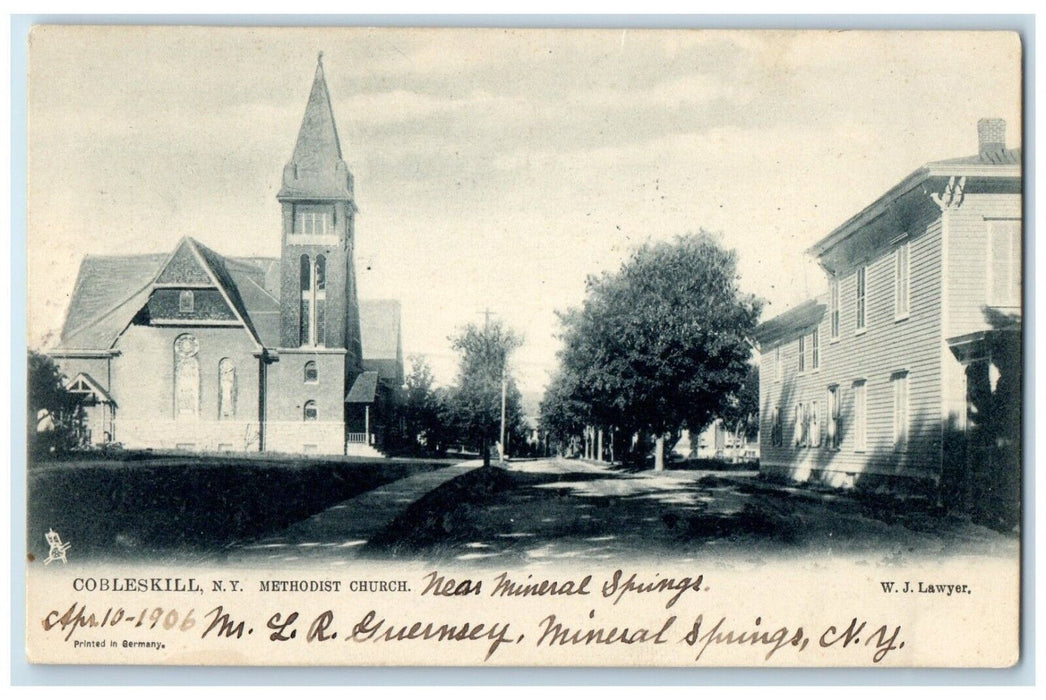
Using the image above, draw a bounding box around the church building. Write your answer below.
[47,55,402,457]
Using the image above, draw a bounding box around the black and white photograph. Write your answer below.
[22,25,1023,667]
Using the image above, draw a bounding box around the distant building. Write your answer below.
[672,424,758,462]
[694,422,758,461]
[753,119,1021,509]
[47,56,402,456]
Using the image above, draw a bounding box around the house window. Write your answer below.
[855,266,867,331]
[895,241,910,318]
[299,254,327,347]
[811,327,820,369]
[303,400,318,422]
[218,358,236,420]
[794,403,804,447]
[179,290,194,313]
[829,278,840,339]
[988,220,1021,307]
[173,334,200,421]
[809,400,821,446]
[774,346,782,382]
[304,360,318,383]
[798,335,806,373]
[294,205,332,236]
[853,380,867,452]
[892,371,909,449]
[770,407,782,446]
[826,385,840,449]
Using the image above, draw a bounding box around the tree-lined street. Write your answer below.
[216,458,1016,566]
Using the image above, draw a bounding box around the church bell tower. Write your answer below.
[277,53,363,370]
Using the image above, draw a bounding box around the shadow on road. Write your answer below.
[360,461,1018,564]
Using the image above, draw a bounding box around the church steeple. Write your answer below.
[276,53,363,368]
[278,52,354,202]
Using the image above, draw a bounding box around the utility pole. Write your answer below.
[499,362,507,464]
[479,307,507,465]
[479,308,495,328]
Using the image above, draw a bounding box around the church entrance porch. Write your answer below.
[345,370,384,457]
[64,373,115,447]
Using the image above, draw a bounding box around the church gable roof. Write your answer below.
[223,259,281,347]
[154,240,213,285]
[54,240,282,352]
[231,257,281,298]
[187,238,263,346]
[53,247,400,360]
[57,254,167,351]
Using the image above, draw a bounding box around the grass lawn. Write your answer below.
[27,454,450,562]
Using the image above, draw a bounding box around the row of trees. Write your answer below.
[540,231,763,469]
[394,319,533,466]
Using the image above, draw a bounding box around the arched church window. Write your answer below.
[304,361,318,383]
[315,255,326,345]
[179,290,194,313]
[173,334,200,421]
[299,254,311,346]
[315,255,326,290]
[303,400,318,422]
[298,254,326,347]
[218,358,236,420]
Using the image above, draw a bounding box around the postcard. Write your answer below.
[24,25,1023,667]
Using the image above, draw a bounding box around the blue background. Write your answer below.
[9,13,1036,686]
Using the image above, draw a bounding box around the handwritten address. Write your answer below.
[40,569,907,664]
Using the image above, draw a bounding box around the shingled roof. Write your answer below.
[345,370,379,403]
[752,297,826,350]
[57,253,167,350]
[56,239,271,350]
[188,238,265,346]
[928,147,1022,168]
[52,242,399,363]
[277,54,355,202]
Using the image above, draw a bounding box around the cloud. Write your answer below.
[27,27,1023,397]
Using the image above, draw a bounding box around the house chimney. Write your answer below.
[978,118,1007,157]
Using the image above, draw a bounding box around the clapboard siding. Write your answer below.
[760,205,943,486]
[945,193,1023,338]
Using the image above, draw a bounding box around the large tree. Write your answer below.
[556,231,762,470]
[446,318,525,467]
[539,367,590,456]
[399,354,450,455]
[27,350,83,457]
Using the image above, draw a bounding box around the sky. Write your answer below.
[27,27,1022,395]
